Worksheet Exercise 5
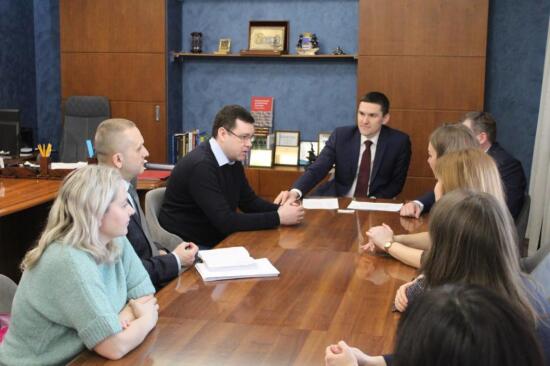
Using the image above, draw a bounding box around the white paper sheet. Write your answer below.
[347,201,403,212]
[302,198,339,210]
[50,162,88,170]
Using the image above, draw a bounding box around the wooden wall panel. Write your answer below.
[358,0,488,202]
[110,102,166,163]
[61,53,165,102]
[60,0,165,53]
[359,0,488,56]
[357,56,485,111]
[60,0,168,161]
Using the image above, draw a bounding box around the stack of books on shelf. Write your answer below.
[195,246,280,282]
[173,130,208,162]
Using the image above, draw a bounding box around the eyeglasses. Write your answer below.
[227,129,255,143]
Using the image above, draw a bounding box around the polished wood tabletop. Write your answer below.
[0,178,61,217]
[71,199,426,366]
[0,176,165,218]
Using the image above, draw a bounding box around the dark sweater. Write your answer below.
[159,141,280,247]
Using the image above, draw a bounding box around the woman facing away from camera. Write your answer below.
[363,148,505,268]
[0,166,158,365]
[329,190,550,366]
[325,284,545,366]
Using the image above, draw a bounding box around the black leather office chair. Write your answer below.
[59,96,110,162]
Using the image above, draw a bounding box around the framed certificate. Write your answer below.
[249,149,273,168]
[318,132,331,153]
[247,21,289,53]
[274,146,299,166]
[275,130,300,147]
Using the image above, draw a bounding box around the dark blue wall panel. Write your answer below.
[178,0,358,141]
[485,0,550,181]
[0,0,37,133]
[33,0,61,147]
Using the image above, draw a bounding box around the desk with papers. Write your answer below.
[71,198,426,366]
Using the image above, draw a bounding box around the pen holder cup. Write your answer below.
[39,156,51,176]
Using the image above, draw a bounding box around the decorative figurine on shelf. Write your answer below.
[307,143,317,165]
[332,46,346,55]
[190,32,203,53]
[296,32,319,55]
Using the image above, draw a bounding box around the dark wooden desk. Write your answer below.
[0,178,61,217]
[71,199,426,365]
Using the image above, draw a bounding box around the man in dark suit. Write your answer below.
[400,112,526,219]
[274,91,411,204]
[95,118,198,288]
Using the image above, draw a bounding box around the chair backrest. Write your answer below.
[60,96,110,162]
[515,194,530,245]
[0,275,17,313]
[145,187,183,251]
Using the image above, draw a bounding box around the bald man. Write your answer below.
[95,118,198,288]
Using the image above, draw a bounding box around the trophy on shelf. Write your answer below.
[296,33,319,55]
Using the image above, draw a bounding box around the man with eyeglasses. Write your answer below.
[159,105,304,248]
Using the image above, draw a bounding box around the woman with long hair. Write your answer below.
[363,148,504,268]
[0,166,158,365]
[399,123,479,218]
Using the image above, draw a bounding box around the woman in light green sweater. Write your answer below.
[0,165,158,365]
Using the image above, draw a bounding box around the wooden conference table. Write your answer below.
[71,199,426,366]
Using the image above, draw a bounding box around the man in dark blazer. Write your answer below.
[400,112,526,219]
[275,92,411,203]
[95,118,198,288]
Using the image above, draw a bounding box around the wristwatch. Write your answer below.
[384,241,394,251]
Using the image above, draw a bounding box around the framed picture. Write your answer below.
[249,149,273,168]
[299,141,318,166]
[275,130,300,147]
[247,21,289,53]
[215,38,231,54]
[318,132,332,153]
[274,146,299,166]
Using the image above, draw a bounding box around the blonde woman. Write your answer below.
[400,123,479,218]
[363,148,505,268]
[0,166,158,365]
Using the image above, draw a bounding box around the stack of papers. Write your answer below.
[195,246,279,282]
[347,201,403,212]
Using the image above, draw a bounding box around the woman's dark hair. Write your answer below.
[423,189,536,324]
[393,284,544,366]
